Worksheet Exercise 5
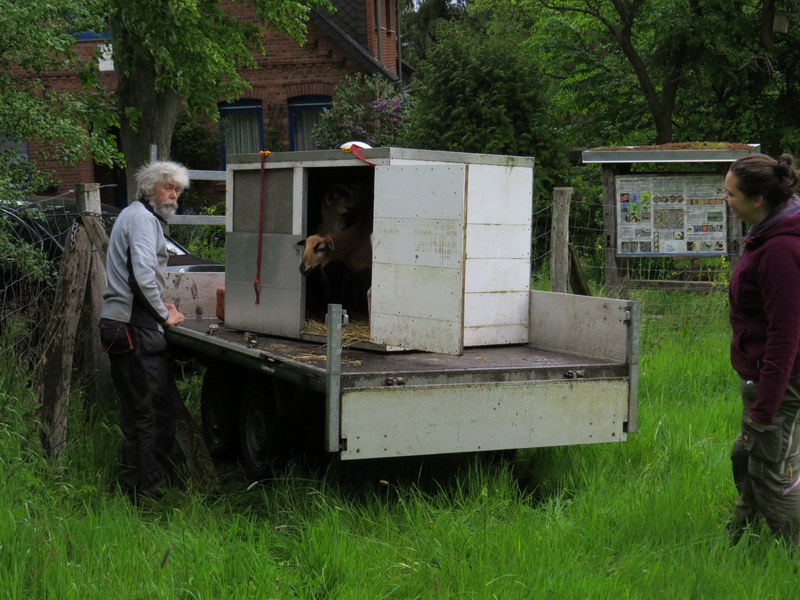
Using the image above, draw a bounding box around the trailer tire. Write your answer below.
[200,364,246,460]
[238,376,288,482]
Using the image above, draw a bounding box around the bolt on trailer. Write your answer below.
[163,147,639,480]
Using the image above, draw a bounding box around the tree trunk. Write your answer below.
[759,0,776,54]
[109,17,182,203]
[613,24,674,144]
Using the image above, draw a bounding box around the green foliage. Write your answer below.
[528,0,800,151]
[168,202,226,263]
[171,109,221,171]
[5,291,800,597]
[0,0,122,195]
[526,7,651,147]
[399,0,468,68]
[108,0,334,122]
[405,22,538,154]
[0,0,102,72]
[0,153,51,203]
[402,11,570,205]
[311,73,409,149]
[0,232,55,286]
[0,199,57,285]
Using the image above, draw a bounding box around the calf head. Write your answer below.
[297,235,334,274]
[324,182,366,215]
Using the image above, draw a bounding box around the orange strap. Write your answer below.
[253,150,271,304]
[347,145,377,168]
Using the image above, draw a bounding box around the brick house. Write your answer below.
[21,0,400,200]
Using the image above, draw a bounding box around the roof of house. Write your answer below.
[311,4,398,83]
[323,1,368,47]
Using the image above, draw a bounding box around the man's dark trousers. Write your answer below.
[107,324,175,501]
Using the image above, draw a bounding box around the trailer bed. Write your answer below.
[165,291,639,461]
[169,318,628,391]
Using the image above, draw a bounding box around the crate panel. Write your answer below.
[465,224,530,260]
[463,322,529,347]
[373,218,464,269]
[464,258,529,293]
[371,164,467,354]
[466,164,533,225]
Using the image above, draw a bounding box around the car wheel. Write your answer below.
[200,363,247,460]
[238,376,289,482]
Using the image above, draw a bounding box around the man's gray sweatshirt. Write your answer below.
[101,199,169,330]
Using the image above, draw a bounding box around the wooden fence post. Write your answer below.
[76,183,112,404]
[33,225,92,458]
[550,187,573,293]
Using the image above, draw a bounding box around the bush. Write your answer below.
[401,19,569,209]
[168,201,225,263]
[312,73,409,149]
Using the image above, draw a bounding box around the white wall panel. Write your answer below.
[373,218,464,268]
[464,258,530,293]
[464,291,529,327]
[371,264,463,322]
[371,165,467,354]
[464,323,528,346]
[466,164,533,225]
[465,224,531,259]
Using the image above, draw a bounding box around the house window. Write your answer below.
[98,43,114,72]
[288,96,332,151]
[0,134,29,161]
[70,32,111,41]
[219,100,263,166]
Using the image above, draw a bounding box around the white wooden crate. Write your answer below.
[223,148,534,355]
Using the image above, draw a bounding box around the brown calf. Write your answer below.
[297,218,372,274]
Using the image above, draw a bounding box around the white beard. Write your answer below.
[149,199,178,221]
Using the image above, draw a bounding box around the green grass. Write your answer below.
[2,290,799,599]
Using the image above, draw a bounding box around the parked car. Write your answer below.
[0,197,223,273]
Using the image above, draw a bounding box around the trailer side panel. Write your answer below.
[339,378,629,459]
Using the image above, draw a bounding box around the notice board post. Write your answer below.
[601,163,623,291]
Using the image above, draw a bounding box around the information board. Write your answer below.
[615,173,727,255]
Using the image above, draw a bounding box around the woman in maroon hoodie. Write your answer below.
[725,153,800,545]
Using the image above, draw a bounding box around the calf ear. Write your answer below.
[296,239,306,248]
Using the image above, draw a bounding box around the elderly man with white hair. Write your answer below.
[99,160,188,504]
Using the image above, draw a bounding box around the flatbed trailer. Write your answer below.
[163,148,640,480]
[165,290,639,480]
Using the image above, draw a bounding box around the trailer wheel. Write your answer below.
[200,364,246,460]
[238,377,288,482]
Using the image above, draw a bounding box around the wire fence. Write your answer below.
[0,189,218,363]
[1,197,64,365]
[533,189,744,288]
[2,181,742,363]
[530,189,735,342]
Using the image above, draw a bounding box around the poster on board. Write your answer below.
[615,173,727,255]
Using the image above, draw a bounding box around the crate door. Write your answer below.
[225,166,305,336]
[371,164,467,355]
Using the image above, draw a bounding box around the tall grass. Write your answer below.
[2,290,798,599]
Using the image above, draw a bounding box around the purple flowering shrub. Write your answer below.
[312,74,408,149]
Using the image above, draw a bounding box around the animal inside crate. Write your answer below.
[223,148,534,355]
